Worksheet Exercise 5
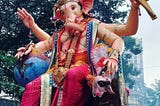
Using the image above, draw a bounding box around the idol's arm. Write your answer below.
[33,37,53,54]
[114,4,139,36]
[30,24,50,41]
[97,23,124,73]
[14,36,53,59]
[17,8,50,41]
[97,24,124,52]
[96,0,139,36]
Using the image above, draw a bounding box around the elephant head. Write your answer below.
[54,0,94,31]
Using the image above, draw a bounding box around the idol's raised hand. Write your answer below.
[17,8,36,30]
[17,8,50,40]
[130,0,140,8]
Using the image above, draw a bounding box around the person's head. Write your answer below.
[54,0,94,22]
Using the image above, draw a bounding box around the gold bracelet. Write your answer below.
[102,32,112,41]
[108,49,119,61]
[30,44,43,55]
[131,5,139,10]
[31,47,40,55]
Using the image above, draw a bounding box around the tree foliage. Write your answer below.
[145,87,156,106]
[0,0,56,52]
[144,79,160,106]
[91,0,128,23]
[0,50,24,99]
[122,37,142,88]
[151,79,160,92]
[0,0,142,99]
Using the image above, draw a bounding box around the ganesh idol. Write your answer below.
[14,0,140,106]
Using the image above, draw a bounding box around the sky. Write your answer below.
[132,0,160,88]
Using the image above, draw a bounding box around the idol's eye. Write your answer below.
[71,5,75,10]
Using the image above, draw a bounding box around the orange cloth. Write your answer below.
[73,51,88,64]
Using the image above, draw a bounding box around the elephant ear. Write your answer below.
[80,0,94,14]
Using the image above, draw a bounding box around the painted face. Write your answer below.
[58,2,83,22]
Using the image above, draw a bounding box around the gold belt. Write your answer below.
[71,60,88,67]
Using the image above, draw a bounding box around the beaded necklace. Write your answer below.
[57,17,92,65]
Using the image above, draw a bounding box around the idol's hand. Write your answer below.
[15,43,34,59]
[103,58,118,75]
[17,8,36,29]
[130,0,140,8]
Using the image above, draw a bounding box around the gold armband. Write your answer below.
[131,5,139,10]
[31,47,40,55]
[30,45,49,61]
[27,43,41,55]
[108,49,119,62]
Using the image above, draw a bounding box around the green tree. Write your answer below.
[143,80,160,106]
[145,86,156,106]
[0,50,24,99]
[91,0,128,23]
[0,0,56,52]
[151,79,160,92]
[122,37,142,88]
[151,79,160,106]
